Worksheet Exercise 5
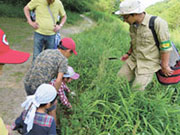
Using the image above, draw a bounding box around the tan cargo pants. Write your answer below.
[117,63,154,91]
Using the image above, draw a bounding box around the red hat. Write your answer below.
[61,38,77,55]
[0,28,30,64]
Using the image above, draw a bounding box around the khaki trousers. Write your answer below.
[117,63,154,91]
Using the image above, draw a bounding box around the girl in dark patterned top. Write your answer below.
[12,84,57,135]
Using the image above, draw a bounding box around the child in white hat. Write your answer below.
[12,84,57,135]
[51,66,79,109]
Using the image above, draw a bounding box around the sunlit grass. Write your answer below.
[60,11,180,135]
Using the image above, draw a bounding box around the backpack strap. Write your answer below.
[149,16,160,48]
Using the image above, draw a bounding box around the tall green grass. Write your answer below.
[65,10,83,25]
[59,12,180,135]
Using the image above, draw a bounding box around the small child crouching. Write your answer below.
[51,66,79,109]
[12,84,57,135]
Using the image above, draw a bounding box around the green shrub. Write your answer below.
[61,0,94,13]
[65,10,83,25]
[93,0,116,13]
[0,0,28,6]
[0,4,24,18]
[146,0,180,49]
[147,0,180,29]
[170,28,180,48]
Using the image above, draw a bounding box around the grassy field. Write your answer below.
[59,12,180,135]
[1,6,180,135]
[0,17,33,49]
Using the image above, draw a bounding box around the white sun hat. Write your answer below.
[115,0,145,15]
[63,66,80,80]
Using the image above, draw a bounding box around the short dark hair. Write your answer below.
[57,41,68,50]
[39,95,58,108]
[62,77,70,80]
[57,41,73,53]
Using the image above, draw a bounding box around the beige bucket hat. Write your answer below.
[115,0,145,15]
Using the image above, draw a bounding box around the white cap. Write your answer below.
[115,0,145,15]
[63,66,80,80]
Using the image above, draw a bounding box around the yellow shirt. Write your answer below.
[0,117,8,135]
[126,13,172,74]
[28,0,66,35]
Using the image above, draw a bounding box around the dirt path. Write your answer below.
[0,14,95,135]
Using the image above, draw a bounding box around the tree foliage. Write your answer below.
[0,0,119,13]
[1,0,94,13]
[147,0,180,29]
[0,0,29,6]
[60,0,94,13]
[93,0,116,13]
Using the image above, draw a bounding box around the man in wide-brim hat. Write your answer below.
[115,0,173,91]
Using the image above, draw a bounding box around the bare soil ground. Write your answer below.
[0,15,94,135]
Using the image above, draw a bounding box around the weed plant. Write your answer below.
[59,12,180,135]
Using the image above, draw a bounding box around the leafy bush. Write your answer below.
[170,28,180,48]
[1,0,95,13]
[65,10,83,25]
[0,3,24,18]
[61,0,94,13]
[92,0,124,14]
[0,0,29,6]
[146,0,180,48]
[147,0,180,29]
[93,0,116,13]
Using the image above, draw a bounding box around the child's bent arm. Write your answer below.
[54,72,64,91]
[64,85,71,93]
[58,89,72,108]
